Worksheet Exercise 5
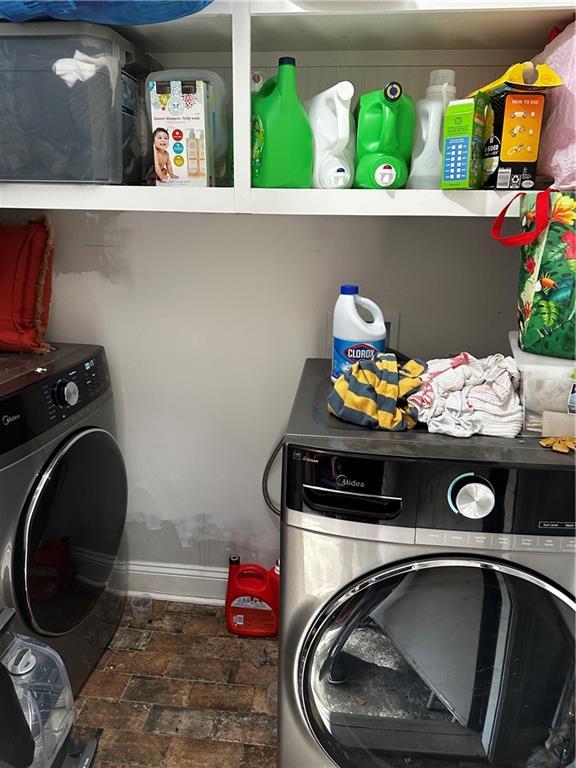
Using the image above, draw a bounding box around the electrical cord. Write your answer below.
[262,436,285,517]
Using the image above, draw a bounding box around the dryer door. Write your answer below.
[300,558,575,768]
[18,428,127,636]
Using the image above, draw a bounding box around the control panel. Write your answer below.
[286,446,575,553]
[0,348,110,455]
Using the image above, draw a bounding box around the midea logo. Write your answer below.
[336,474,365,489]
[2,414,21,427]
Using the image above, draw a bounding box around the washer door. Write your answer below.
[19,428,127,636]
[300,559,575,768]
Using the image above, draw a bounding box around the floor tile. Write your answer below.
[108,626,152,652]
[77,699,151,731]
[182,615,231,637]
[123,675,191,707]
[163,737,244,768]
[103,650,172,676]
[240,745,278,768]
[81,671,131,700]
[146,632,197,655]
[97,730,172,766]
[165,602,220,616]
[213,711,277,747]
[231,660,278,687]
[122,613,188,633]
[251,686,277,715]
[145,705,216,740]
[188,682,254,712]
[164,656,235,683]
[186,635,277,663]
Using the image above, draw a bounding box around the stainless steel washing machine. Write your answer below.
[280,359,575,768]
[0,343,127,693]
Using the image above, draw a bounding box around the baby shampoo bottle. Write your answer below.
[332,285,387,382]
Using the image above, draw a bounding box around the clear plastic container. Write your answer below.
[0,635,74,768]
[131,594,153,621]
[509,331,575,433]
[0,22,134,183]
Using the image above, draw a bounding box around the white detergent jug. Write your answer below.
[332,285,386,382]
[407,69,456,189]
[307,82,355,189]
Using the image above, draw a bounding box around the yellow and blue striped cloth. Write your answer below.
[327,353,426,431]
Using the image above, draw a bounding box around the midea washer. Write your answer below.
[0,343,127,692]
[280,359,575,768]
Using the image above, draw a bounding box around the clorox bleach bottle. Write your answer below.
[407,70,456,189]
[306,81,355,189]
[332,285,386,382]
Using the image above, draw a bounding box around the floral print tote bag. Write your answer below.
[492,188,576,360]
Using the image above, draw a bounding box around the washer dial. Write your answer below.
[448,473,495,519]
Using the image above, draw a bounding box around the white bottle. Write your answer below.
[332,285,386,382]
[307,82,356,189]
[407,69,456,189]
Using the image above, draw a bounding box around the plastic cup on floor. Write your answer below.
[131,594,153,621]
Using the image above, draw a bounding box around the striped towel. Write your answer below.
[327,353,426,431]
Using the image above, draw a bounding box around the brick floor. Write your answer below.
[72,601,278,768]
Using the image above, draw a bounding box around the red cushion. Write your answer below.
[0,218,53,353]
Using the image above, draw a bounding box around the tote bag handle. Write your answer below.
[491,188,552,247]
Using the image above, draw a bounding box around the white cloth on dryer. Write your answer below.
[408,352,523,439]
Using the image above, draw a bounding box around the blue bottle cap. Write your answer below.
[340,284,359,295]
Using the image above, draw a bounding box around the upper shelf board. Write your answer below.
[250,4,575,51]
[114,0,574,54]
[0,185,519,218]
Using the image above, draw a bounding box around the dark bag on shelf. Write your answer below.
[492,188,576,360]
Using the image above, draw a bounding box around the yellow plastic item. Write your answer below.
[469,62,563,97]
[539,436,576,454]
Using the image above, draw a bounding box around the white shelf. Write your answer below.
[0,185,235,214]
[249,189,518,217]
[0,185,518,217]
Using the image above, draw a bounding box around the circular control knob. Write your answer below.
[54,379,79,408]
[448,474,495,519]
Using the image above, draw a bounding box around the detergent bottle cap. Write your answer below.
[427,69,456,99]
[279,56,296,66]
[340,284,359,295]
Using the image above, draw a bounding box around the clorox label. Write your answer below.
[332,337,384,380]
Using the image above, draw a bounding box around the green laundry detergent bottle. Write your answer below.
[355,81,415,189]
[251,57,313,188]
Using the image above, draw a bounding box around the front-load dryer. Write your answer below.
[280,359,575,768]
[0,343,127,693]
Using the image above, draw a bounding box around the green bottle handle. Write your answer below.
[378,100,398,153]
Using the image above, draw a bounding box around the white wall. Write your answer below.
[44,212,517,593]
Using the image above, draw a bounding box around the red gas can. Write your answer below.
[225,556,280,637]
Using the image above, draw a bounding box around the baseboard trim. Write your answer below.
[109,559,227,604]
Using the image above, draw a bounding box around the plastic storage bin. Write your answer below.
[509,331,575,434]
[1,634,74,768]
[0,22,134,183]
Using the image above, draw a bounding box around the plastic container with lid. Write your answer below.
[0,634,74,768]
[407,69,456,189]
[354,82,415,190]
[0,22,134,183]
[306,81,355,189]
[509,331,575,433]
[332,284,387,382]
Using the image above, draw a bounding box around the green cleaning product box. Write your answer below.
[441,92,490,189]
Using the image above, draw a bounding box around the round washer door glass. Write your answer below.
[21,428,127,635]
[301,560,575,768]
